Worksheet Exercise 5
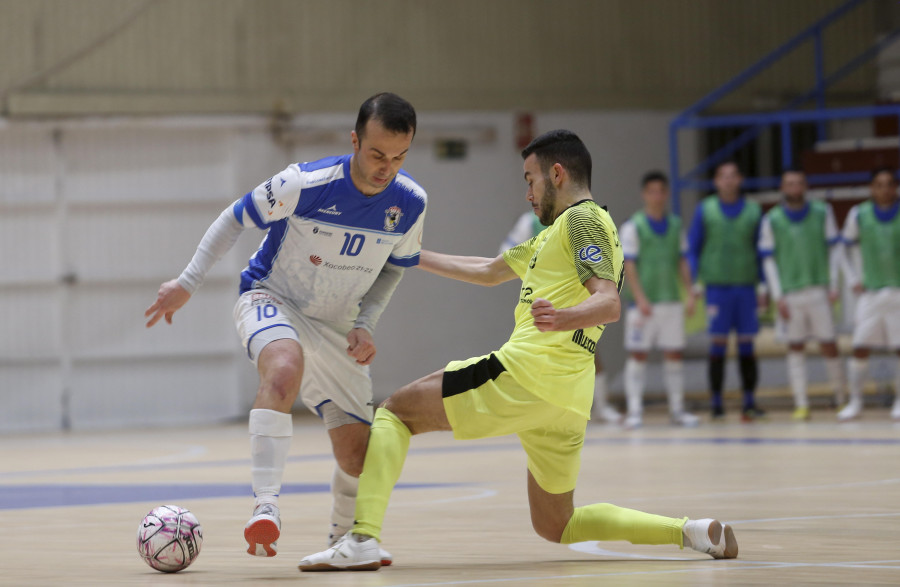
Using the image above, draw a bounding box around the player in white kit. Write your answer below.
[145,93,426,563]
[838,167,900,421]
[757,169,846,420]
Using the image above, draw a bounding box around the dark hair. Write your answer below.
[355,92,417,139]
[781,167,805,177]
[641,170,668,188]
[870,166,897,183]
[520,129,592,189]
[713,160,741,176]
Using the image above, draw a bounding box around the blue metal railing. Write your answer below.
[669,0,900,213]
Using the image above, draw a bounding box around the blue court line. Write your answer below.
[0,481,466,511]
[3,435,900,481]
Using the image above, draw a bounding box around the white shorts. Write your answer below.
[851,288,900,350]
[776,287,836,343]
[624,302,685,352]
[233,289,374,424]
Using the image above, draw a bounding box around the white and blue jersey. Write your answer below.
[234,154,426,329]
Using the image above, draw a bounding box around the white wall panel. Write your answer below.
[0,127,57,205]
[0,210,60,284]
[0,364,63,432]
[68,356,243,430]
[62,128,232,204]
[64,205,238,282]
[0,289,60,358]
[66,284,239,360]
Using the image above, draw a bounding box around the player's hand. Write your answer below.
[685,291,697,317]
[531,298,562,332]
[828,289,840,304]
[637,298,653,317]
[145,279,191,327]
[852,283,864,295]
[347,328,376,365]
[757,292,769,310]
[777,298,790,321]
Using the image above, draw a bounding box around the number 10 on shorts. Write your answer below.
[256,304,277,321]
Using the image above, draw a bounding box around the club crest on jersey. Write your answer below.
[384,206,403,232]
[578,245,604,263]
[309,255,322,266]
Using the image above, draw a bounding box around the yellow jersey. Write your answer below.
[499,200,623,418]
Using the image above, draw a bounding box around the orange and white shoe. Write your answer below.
[244,502,280,557]
[683,518,738,559]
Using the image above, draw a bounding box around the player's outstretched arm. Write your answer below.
[531,276,620,332]
[145,279,192,327]
[418,249,517,286]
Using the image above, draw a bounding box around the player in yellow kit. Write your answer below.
[298,130,738,571]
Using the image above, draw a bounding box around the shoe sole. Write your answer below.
[722,524,738,559]
[244,519,279,557]
[706,520,738,559]
[380,558,392,566]
[298,561,381,572]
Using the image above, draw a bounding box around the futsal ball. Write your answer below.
[137,505,203,573]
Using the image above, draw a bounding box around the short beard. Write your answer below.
[538,178,557,226]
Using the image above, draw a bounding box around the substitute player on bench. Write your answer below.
[758,169,846,420]
[620,171,699,429]
[839,167,900,421]
[298,130,737,571]
[145,93,426,563]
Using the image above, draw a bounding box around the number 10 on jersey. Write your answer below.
[340,232,365,256]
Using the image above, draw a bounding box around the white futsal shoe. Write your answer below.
[837,400,862,422]
[623,413,643,429]
[299,532,381,571]
[891,398,900,420]
[671,411,701,427]
[594,403,622,424]
[329,529,392,566]
[683,518,738,559]
[245,502,281,557]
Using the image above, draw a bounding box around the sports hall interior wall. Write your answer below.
[0,0,891,431]
[0,111,696,431]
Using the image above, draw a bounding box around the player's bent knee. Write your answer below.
[530,516,567,543]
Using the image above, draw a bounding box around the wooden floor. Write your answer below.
[2,409,899,586]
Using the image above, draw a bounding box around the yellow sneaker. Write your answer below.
[791,406,810,421]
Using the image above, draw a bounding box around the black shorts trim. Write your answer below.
[442,353,507,399]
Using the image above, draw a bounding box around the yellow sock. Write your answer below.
[351,407,411,542]
[560,503,686,547]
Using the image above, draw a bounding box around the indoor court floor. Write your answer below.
[2,409,899,586]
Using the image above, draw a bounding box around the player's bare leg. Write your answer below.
[245,339,303,557]
[527,470,737,559]
[840,347,870,421]
[298,370,449,571]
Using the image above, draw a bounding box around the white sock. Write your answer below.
[847,358,868,405]
[249,408,293,506]
[787,352,807,409]
[663,359,685,415]
[824,356,846,405]
[624,359,645,417]
[330,465,358,545]
[594,372,610,409]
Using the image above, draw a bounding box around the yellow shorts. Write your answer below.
[442,353,587,494]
